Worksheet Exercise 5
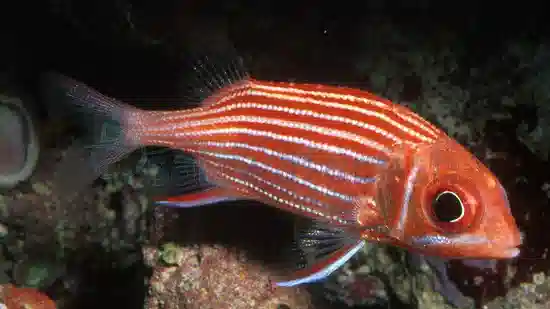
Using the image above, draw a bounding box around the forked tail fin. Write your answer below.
[41,72,143,199]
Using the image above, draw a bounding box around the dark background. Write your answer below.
[0,1,549,308]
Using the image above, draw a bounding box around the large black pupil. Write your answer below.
[432,191,463,222]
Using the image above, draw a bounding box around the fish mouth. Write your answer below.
[463,245,521,259]
[409,233,522,259]
[502,247,520,258]
[462,245,520,259]
[492,230,523,258]
[501,231,524,258]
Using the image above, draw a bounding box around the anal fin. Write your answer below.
[155,187,240,208]
[139,147,211,196]
[144,148,249,208]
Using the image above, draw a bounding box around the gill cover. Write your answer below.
[375,139,485,242]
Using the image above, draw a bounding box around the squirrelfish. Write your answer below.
[41,59,521,287]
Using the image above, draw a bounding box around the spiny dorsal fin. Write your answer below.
[178,47,251,107]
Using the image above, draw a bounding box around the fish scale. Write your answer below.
[134,79,430,225]
[42,63,521,290]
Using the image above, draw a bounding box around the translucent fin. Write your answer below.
[178,48,250,106]
[41,72,141,197]
[410,255,474,308]
[275,219,364,287]
[139,147,214,197]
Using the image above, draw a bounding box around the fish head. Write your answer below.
[372,137,522,259]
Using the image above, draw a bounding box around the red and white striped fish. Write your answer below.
[41,62,521,287]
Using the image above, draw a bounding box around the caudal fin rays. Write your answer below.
[41,72,140,199]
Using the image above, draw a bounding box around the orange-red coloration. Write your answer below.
[374,137,521,258]
[45,72,522,279]
[0,284,56,309]
[129,79,521,259]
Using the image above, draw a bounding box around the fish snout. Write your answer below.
[496,229,523,258]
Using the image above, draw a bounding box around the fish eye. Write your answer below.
[431,191,464,223]
[422,177,480,233]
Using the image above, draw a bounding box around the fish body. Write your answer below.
[134,79,434,224]
[42,64,521,287]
